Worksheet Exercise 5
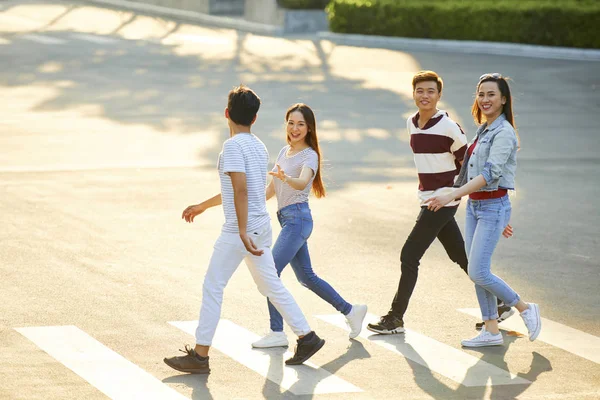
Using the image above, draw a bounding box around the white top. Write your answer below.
[407,109,468,207]
[218,133,270,233]
[273,146,319,210]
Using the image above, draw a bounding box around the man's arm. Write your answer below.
[182,194,222,222]
[230,172,263,256]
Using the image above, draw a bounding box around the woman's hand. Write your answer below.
[182,204,205,223]
[268,164,287,182]
[424,193,455,212]
[502,224,513,238]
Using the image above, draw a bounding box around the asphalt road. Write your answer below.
[1,1,599,399]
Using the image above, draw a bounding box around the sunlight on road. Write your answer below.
[0,1,464,171]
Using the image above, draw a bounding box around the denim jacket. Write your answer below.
[455,113,518,191]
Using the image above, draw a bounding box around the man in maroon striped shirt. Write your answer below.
[367,71,512,334]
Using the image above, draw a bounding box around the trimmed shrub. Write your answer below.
[277,0,330,10]
[327,0,600,49]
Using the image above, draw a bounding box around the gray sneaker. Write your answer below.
[520,303,541,341]
[164,345,210,374]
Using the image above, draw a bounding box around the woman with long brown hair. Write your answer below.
[426,74,540,347]
[251,103,367,348]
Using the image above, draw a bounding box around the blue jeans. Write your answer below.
[267,202,352,332]
[465,195,520,321]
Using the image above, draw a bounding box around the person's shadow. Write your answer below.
[162,373,214,400]
[378,332,552,399]
[259,339,371,399]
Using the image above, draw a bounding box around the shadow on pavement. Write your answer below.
[162,372,214,400]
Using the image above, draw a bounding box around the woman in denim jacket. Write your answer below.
[251,104,368,349]
[426,74,541,347]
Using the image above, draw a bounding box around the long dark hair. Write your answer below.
[471,74,520,147]
[285,103,326,198]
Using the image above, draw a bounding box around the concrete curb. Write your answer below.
[85,0,600,62]
[85,0,283,35]
[317,32,600,62]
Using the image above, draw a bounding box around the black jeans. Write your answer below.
[389,206,468,319]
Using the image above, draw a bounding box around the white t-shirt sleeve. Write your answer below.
[304,150,319,174]
[449,122,467,150]
[222,140,245,174]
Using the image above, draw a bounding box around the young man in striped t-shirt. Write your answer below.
[164,86,324,373]
[367,71,513,334]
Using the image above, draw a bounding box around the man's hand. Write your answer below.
[240,233,264,256]
[502,224,513,238]
[182,204,205,223]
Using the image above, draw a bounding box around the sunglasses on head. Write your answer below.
[479,73,503,81]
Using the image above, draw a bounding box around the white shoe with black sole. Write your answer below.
[366,314,405,335]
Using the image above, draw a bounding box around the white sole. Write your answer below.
[461,340,504,348]
[366,326,405,335]
[251,343,289,348]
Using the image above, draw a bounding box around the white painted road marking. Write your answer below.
[21,34,65,45]
[458,308,600,365]
[15,325,187,400]
[317,313,531,387]
[169,320,363,395]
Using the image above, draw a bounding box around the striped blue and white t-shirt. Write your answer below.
[273,146,319,210]
[218,133,270,233]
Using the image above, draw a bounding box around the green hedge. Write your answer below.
[327,0,600,49]
[277,0,330,10]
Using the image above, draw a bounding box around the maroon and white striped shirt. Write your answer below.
[408,110,467,207]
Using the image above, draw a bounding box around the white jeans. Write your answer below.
[195,222,311,345]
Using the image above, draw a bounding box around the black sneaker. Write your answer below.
[285,331,325,365]
[366,314,405,334]
[164,345,210,374]
[475,304,516,330]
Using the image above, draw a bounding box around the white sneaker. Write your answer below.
[520,303,541,341]
[345,304,368,339]
[251,330,288,348]
[461,328,504,347]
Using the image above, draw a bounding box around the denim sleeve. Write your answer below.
[481,128,517,185]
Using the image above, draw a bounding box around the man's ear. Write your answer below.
[225,108,229,119]
[250,114,257,125]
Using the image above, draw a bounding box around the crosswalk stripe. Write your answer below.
[20,34,65,45]
[169,320,363,395]
[317,313,531,387]
[458,308,600,365]
[15,326,187,400]
[71,33,118,44]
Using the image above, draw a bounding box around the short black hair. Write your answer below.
[227,85,261,126]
